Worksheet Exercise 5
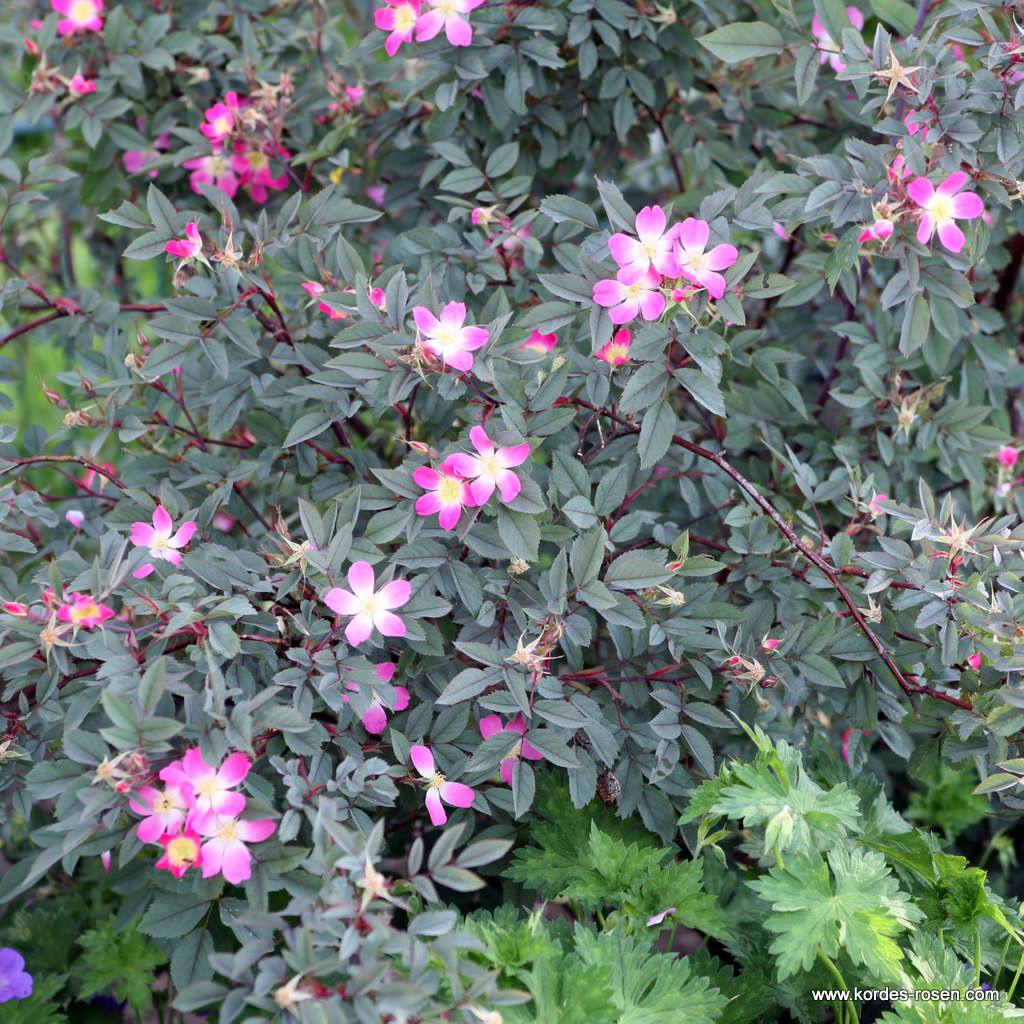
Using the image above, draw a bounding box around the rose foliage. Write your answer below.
[3,0,1024,1021]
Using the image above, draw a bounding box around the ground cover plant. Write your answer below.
[2,0,1024,1020]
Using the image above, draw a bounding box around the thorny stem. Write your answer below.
[1,455,126,490]
[569,398,973,712]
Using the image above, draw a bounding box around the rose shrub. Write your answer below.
[3,0,1024,1020]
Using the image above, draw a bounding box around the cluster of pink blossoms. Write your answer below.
[374,0,485,55]
[182,90,290,204]
[413,425,531,530]
[130,749,275,885]
[593,207,739,325]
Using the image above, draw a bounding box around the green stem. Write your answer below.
[1007,945,1024,1003]
[975,927,983,989]
[995,934,1012,989]
[817,949,857,1024]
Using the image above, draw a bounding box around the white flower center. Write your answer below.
[394,5,417,31]
[70,0,95,21]
[429,771,446,789]
[479,454,502,477]
[218,821,239,842]
[436,476,463,504]
[167,836,198,866]
[196,778,218,798]
[683,250,708,273]
[929,193,955,224]
[360,593,382,616]
[432,324,459,350]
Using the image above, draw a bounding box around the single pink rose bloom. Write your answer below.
[323,562,412,646]
[595,328,632,365]
[410,744,475,825]
[907,172,985,254]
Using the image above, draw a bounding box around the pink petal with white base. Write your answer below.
[425,788,447,825]
[440,780,475,807]
[410,744,435,777]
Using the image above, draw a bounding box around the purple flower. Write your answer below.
[0,947,33,1003]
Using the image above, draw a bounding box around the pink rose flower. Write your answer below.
[183,151,239,198]
[519,330,557,354]
[413,301,490,372]
[129,505,197,579]
[997,445,1019,468]
[200,92,243,144]
[156,825,202,879]
[608,205,681,281]
[410,744,475,826]
[595,328,632,365]
[907,172,985,254]
[858,219,894,243]
[592,269,665,325]
[413,457,476,530]
[57,593,114,628]
[867,492,888,518]
[52,0,103,36]
[68,74,96,96]
[160,749,250,827]
[349,662,411,734]
[478,714,544,784]
[164,223,203,261]
[415,0,485,48]
[446,425,531,506]
[323,562,412,646]
[374,0,421,56]
[967,651,982,670]
[231,143,290,204]
[888,155,908,182]
[196,813,276,884]
[130,784,193,844]
[810,6,864,73]
[302,281,348,321]
[674,218,738,300]
[65,509,85,528]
